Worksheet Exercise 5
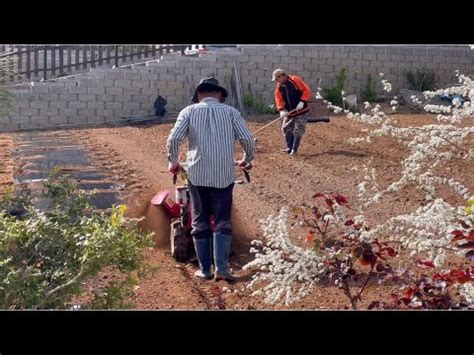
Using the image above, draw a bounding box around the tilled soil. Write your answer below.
[0,134,14,198]
[70,112,474,309]
[4,112,473,309]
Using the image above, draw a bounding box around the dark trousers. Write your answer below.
[188,182,234,239]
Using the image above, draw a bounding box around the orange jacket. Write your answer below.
[274,75,312,116]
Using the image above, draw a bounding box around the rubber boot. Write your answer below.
[290,136,301,156]
[192,237,213,280]
[285,133,294,153]
[213,233,236,282]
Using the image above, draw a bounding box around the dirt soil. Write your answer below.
[0,134,14,198]
[3,110,473,309]
[67,110,473,310]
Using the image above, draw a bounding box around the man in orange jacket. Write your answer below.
[273,68,312,156]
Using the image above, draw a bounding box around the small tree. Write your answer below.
[243,92,278,115]
[0,56,16,120]
[405,69,437,91]
[322,68,348,107]
[361,74,377,103]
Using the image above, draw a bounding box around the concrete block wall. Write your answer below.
[238,45,474,106]
[1,45,472,131]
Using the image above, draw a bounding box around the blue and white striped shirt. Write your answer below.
[166,97,255,188]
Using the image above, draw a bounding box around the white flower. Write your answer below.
[460,283,474,303]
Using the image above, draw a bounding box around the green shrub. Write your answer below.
[322,68,348,107]
[0,56,15,119]
[361,74,377,103]
[244,92,278,114]
[405,69,437,91]
[0,170,153,309]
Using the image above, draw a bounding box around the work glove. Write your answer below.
[236,160,253,170]
[168,161,181,175]
[296,101,305,111]
[279,110,288,118]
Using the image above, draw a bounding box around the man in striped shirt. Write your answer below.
[166,77,255,282]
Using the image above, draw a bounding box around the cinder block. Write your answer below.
[39,108,59,117]
[59,108,78,117]
[328,58,341,65]
[38,93,59,101]
[319,64,334,73]
[113,95,132,103]
[114,79,132,88]
[334,52,348,60]
[87,102,105,110]
[78,95,96,102]
[48,116,68,125]
[69,102,87,110]
[102,80,116,87]
[68,87,87,95]
[87,87,105,95]
[77,78,98,87]
[131,95,150,104]
[78,109,96,118]
[19,108,40,116]
[9,116,29,124]
[113,109,130,118]
[106,87,124,95]
[160,74,176,81]
[33,85,51,93]
[142,88,158,97]
[95,94,115,102]
[105,102,123,110]
[132,80,150,89]
[123,87,142,96]
[106,72,124,80]
[124,72,140,80]
[123,102,141,110]
[31,101,50,109]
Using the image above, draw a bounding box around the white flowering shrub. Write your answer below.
[242,207,327,305]
[244,71,474,309]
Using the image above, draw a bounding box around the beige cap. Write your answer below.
[272,68,286,81]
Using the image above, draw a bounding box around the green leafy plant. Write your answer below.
[322,68,348,107]
[361,74,377,103]
[405,69,437,91]
[244,92,278,114]
[0,169,153,309]
[0,56,16,119]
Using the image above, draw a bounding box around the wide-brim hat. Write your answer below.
[191,77,228,103]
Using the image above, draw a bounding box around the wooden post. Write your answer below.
[82,46,87,69]
[26,46,31,80]
[17,45,23,81]
[51,46,56,76]
[98,45,103,66]
[91,45,96,68]
[43,46,48,80]
[106,46,111,65]
[67,46,72,73]
[59,46,64,76]
[34,45,39,79]
[114,45,119,67]
[127,45,132,63]
[75,46,80,70]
